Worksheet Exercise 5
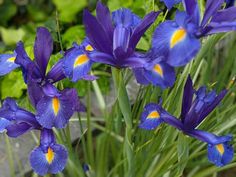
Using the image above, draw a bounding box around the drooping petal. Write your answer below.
[180,75,194,121]
[34,27,53,76]
[187,129,232,144]
[208,139,234,166]
[30,130,68,176]
[143,61,175,89]
[96,2,114,39]
[0,53,19,76]
[83,9,112,54]
[63,47,93,82]
[139,103,164,130]
[129,11,160,50]
[46,59,66,83]
[161,0,181,10]
[152,21,200,66]
[211,7,236,22]
[203,21,236,35]
[6,122,33,138]
[201,0,224,27]
[112,8,141,28]
[36,88,78,129]
[133,68,150,85]
[0,118,11,133]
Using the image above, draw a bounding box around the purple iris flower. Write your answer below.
[161,0,182,10]
[139,76,234,166]
[63,39,97,82]
[83,2,160,68]
[0,98,41,137]
[15,27,66,107]
[133,52,175,88]
[0,51,19,76]
[30,129,68,176]
[152,0,236,66]
[0,98,68,175]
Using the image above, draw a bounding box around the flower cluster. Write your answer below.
[139,76,234,167]
[0,0,235,175]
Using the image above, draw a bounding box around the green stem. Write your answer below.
[112,68,134,177]
[86,82,95,167]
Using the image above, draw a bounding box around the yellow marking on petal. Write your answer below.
[7,57,16,63]
[147,111,160,119]
[52,97,60,116]
[85,45,94,51]
[153,64,163,77]
[170,28,187,48]
[216,144,225,155]
[73,54,89,68]
[45,147,54,164]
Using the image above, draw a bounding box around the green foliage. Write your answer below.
[52,0,87,22]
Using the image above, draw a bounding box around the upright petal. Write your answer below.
[96,2,114,39]
[83,9,112,54]
[161,0,181,10]
[129,11,160,50]
[180,76,194,121]
[46,59,66,83]
[211,7,236,22]
[0,53,19,76]
[203,21,236,35]
[208,139,234,166]
[112,8,141,29]
[201,0,224,27]
[34,27,53,76]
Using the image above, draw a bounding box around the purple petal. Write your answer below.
[88,50,115,66]
[187,129,232,144]
[6,122,33,138]
[0,53,19,76]
[203,21,236,35]
[201,0,224,27]
[83,9,112,54]
[212,7,236,22]
[34,27,53,75]
[0,118,11,133]
[96,2,114,39]
[181,75,194,121]
[129,11,160,50]
[161,0,181,10]
[46,59,66,83]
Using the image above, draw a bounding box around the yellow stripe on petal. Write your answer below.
[170,28,186,48]
[153,64,163,77]
[73,54,89,68]
[85,45,94,51]
[147,111,160,119]
[52,97,60,116]
[45,147,55,164]
[216,144,225,155]
[7,57,16,63]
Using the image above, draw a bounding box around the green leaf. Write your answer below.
[52,0,87,22]
[0,28,25,45]
[1,71,27,99]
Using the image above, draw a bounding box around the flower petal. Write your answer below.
[0,53,19,76]
[34,27,53,76]
[208,140,234,167]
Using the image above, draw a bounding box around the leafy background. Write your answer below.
[0,0,236,177]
